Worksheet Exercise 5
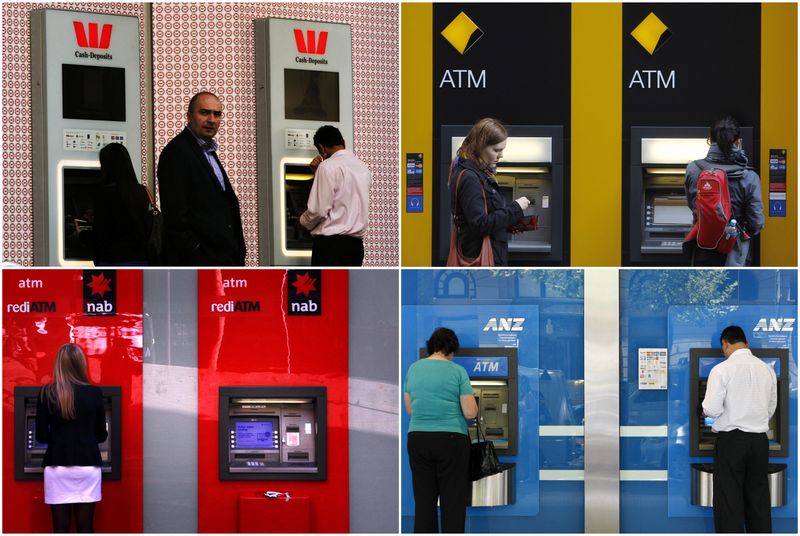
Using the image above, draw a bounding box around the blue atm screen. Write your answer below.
[698,356,780,377]
[234,421,275,449]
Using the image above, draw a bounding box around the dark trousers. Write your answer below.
[713,430,772,533]
[311,235,364,266]
[407,431,471,533]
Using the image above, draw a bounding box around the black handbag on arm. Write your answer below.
[469,420,503,481]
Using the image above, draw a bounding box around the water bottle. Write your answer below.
[724,219,738,240]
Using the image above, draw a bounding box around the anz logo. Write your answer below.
[753,318,795,332]
[483,317,525,332]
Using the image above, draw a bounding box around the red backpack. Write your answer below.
[684,161,736,254]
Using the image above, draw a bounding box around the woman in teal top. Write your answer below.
[404,327,478,533]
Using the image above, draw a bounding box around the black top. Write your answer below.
[157,127,246,266]
[35,384,107,467]
[92,182,151,265]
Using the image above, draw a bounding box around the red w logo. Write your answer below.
[293,29,328,55]
[73,21,113,49]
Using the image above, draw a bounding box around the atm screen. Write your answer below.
[284,69,340,121]
[234,420,277,449]
[63,167,103,261]
[652,195,692,225]
[62,64,126,122]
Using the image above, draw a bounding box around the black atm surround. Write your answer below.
[417,346,518,455]
[218,386,327,481]
[14,385,122,481]
[625,125,757,266]
[689,348,789,458]
[433,124,567,267]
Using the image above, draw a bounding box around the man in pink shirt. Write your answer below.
[300,126,372,266]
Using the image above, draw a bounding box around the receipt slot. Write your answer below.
[255,18,354,265]
[688,348,789,507]
[31,9,143,266]
[627,126,754,265]
[219,386,327,480]
[436,125,566,266]
[13,385,122,481]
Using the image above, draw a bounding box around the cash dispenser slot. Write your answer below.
[14,385,121,481]
[283,162,315,252]
[219,386,327,480]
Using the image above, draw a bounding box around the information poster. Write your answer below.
[638,347,668,390]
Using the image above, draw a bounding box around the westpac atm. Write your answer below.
[14,385,122,480]
[31,9,143,266]
[627,126,755,265]
[436,125,565,266]
[219,386,327,480]
[255,18,354,266]
[688,348,789,507]
[422,347,518,506]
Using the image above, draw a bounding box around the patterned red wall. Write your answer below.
[1,2,149,267]
[2,2,399,266]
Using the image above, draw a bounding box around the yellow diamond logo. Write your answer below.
[441,12,484,55]
[630,12,673,55]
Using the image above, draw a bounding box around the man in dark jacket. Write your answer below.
[157,92,246,266]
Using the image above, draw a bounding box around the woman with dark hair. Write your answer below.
[404,327,478,533]
[37,343,107,533]
[685,116,764,266]
[91,143,152,265]
[448,118,531,266]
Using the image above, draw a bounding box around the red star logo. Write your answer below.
[87,273,112,297]
[292,272,317,297]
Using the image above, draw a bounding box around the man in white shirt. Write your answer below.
[702,325,777,533]
[300,126,371,266]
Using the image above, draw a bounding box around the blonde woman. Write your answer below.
[37,343,107,532]
[449,118,530,266]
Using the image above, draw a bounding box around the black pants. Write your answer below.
[311,235,364,266]
[713,430,771,533]
[407,431,471,533]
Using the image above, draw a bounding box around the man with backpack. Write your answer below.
[684,117,764,266]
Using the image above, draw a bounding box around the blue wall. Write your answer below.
[401,270,585,533]
[620,269,798,533]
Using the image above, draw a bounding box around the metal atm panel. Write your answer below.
[255,18,354,266]
[436,125,565,265]
[14,385,122,480]
[628,126,754,265]
[219,386,327,480]
[31,10,143,266]
[689,348,789,458]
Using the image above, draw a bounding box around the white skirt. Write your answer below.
[44,466,102,504]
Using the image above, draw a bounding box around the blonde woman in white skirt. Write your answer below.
[36,343,107,533]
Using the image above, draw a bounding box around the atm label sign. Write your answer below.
[753,318,795,332]
[454,357,508,377]
[73,21,113,49]
[483,317,525,332]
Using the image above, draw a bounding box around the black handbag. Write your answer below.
[469,421,503,481]
[144,185,164,265]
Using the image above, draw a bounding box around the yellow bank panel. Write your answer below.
[401,3,433,266]
[571,4,622,266]
[760,3,797,266]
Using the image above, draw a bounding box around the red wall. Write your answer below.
[2,269,143,533]
[197,269,349,533]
